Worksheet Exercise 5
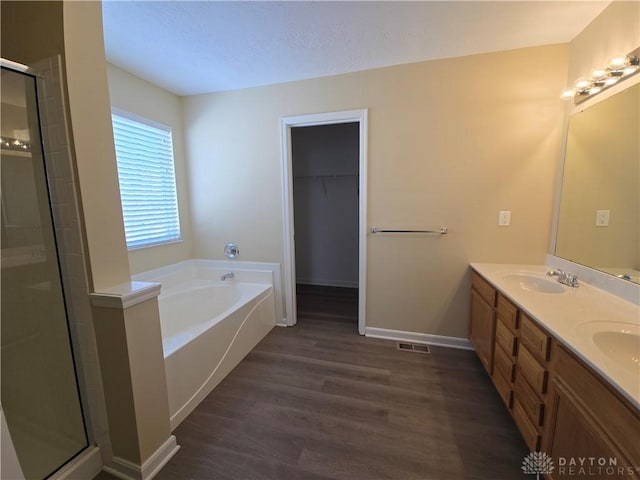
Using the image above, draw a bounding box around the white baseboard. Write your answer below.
[103,460,142,480]
[141,436,179,480]
[365,327,472,350]
[49,446,103,480]
[103,436,179,480]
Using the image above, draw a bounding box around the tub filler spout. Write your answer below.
[220,272,234,281]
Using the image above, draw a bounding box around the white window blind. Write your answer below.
[112,113,181,249]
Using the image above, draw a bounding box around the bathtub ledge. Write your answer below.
[90,281,162,309]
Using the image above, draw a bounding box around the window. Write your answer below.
[111,112,181,249]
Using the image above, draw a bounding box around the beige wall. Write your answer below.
[64,1,172,471]
[567,1,640,84]
[91,306,140,463]
[124,299,171,461]
[107,64,194,274]
[93,299,171,465]
[63,1,130,290]
[184,44,568,337]
[1,1,64,66]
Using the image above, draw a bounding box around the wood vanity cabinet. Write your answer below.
[469,268,640,478]
[469,272,496,375]
[542,343,640,480]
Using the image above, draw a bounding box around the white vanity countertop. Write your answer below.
[470,263,640,410]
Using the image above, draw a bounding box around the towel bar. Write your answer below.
[370,227,448,234]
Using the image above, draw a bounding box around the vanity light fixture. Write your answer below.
[561,47,640,104]
[0,136,30,152]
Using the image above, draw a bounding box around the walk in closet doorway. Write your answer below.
[280,110,368,334]
[292,123,359,328]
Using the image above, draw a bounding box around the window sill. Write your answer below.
[127,238,183,251]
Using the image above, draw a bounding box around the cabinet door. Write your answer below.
[544,377,639,480]
[469,289,495,375]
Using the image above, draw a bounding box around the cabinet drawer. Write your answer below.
[517,345,548,395]
[492,367,513,409]
[494,343,515,383]
[471,271,496,307]
[497,294,518,332]
[513,399,540,452]
[514,373,544,427]
[495,320,517,357]
[520,313,551,362]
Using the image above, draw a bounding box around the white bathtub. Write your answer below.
[134,260,277,429]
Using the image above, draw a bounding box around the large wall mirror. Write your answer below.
[555,82,639,283]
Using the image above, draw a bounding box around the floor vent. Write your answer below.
[397,342,431,354]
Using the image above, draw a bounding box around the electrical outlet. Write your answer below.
[596,209,610,227]
[498,211,511,226]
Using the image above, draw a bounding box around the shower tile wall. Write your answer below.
[35,56,112,461]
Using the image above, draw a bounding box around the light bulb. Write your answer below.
[589,86,602,95]
[603,76,619,86]
[560,89,576,100]
[574,77,591,89]
[622,65,639,76]
[608,56,628,68]
[591,68,607,79]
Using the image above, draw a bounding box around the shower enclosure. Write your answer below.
[1,65,88,478]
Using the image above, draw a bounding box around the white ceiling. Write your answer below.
[102,1,610,97]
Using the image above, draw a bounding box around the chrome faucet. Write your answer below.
[546,268,564,278]
[220,272,234,281]
[546,268,579,288]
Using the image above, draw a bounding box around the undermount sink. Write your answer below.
[579,322,640,375]
[502,273,566,294]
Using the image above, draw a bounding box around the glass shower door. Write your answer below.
[1,67,88,479]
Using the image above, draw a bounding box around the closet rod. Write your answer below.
[370,227,448,235]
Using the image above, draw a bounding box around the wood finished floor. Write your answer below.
[96,285,528,479]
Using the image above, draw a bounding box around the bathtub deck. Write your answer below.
[96,287,527,480]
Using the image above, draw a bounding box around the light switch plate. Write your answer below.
[498,211,511,226]
[596,210,610,227]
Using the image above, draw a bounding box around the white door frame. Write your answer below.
[280,109,368,334]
